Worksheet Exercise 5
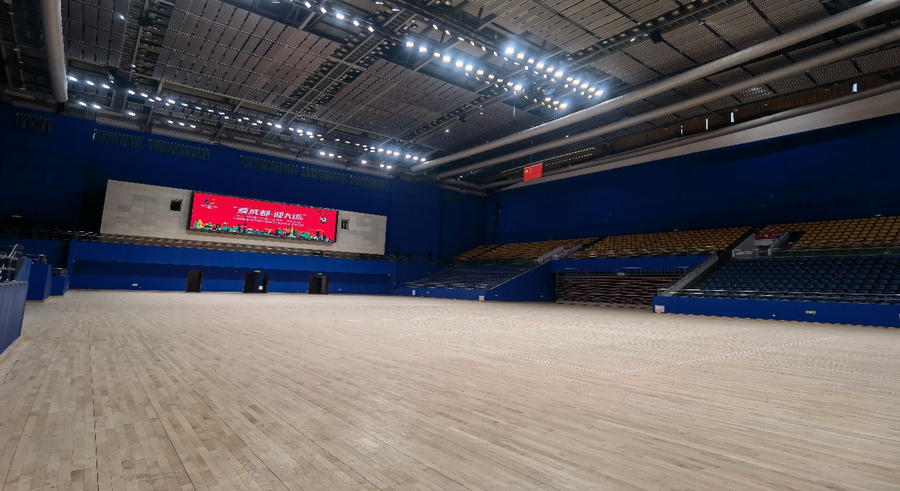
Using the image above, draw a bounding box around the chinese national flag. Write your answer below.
[523,163,543,181]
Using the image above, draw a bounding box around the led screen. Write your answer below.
[189,192,337,243]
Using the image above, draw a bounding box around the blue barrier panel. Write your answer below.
[487,262,555,302]
[50,274,70,296]
[653,296,900,328]
[15,259,31,282]
[26,263,52,301]
[397,286,487,301]
[0,282,28,355]
[67,241,398,294]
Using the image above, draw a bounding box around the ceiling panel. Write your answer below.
[855,46,900,74]
[808,60,859,84]
[706,1,778,50]
[663,23,734,64]
[754,0,828,33]
[591,52,657,85]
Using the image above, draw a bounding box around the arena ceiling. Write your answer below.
[3,0,900,192]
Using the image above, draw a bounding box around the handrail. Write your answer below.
[558,266,691,275]
[0,226,445,265]
[674,288,900,304]
[0,244,25,282]
[734,244,900,259]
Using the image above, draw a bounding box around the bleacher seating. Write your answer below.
[454,244,499,261]
[570,227,750,258]
[407,264,533,289]
[471,238,595,261]
[761,216,900,249]
[693,255,900,304]
[556,273,679,307]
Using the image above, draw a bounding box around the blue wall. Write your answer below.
[653,296,900,328]
[491,114,900,243]
[0,282,28,355]
[26,263,51,301]
[0,105,484,259]
[51,274,70,296]
[68,241,401,294]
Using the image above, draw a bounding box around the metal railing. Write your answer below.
[559,266,692,275]
[567,247,719,259]
[734,244,900,259]
[0,244,25,282]
[0,226,444,265]
[673,288,900,304]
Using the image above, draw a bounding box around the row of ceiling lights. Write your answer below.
[286,0,605,112]
[402,42,605,110]
[66,74,427,165]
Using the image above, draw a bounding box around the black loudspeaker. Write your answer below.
[649,29,663,44]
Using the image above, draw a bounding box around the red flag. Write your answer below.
[523,163,543,181]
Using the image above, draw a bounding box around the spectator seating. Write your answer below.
[570,227,750,258]
[454,244,499,261]
[407,264,534,290]
[694,255,900,304]
[556,273,680,307]
[473,238,596,261]
[761,216,900,249]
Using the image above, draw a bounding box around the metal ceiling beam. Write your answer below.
[38,0,66,102]
[484,78,900,190]
[437,26,900,179]
[412,0,900,174]
[267,10,416,142]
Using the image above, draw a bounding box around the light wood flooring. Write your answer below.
[0,291,898,490]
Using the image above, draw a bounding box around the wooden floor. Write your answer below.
[0,292,898,491]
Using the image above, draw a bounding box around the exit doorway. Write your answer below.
[243,272,270,293]
[186,270,203,292]
[308,275,329,294]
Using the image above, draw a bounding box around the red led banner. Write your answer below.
[189,192,337,243]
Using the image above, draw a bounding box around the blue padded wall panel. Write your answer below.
[0,282,28,355]
[654,296,900,328]
[26,263,52,301]
[67,241,398,294]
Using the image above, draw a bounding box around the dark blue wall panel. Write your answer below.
[67,241,398,294]
[0,282,27,355]
[491,114,900,243]
[51,274,70,296]
[0,105,483,259]
[26,263,51,301]
[653,296,900,328]
[397,286,487,300]
[487,262,555,302]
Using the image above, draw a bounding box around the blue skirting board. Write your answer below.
[653,296,900,328]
